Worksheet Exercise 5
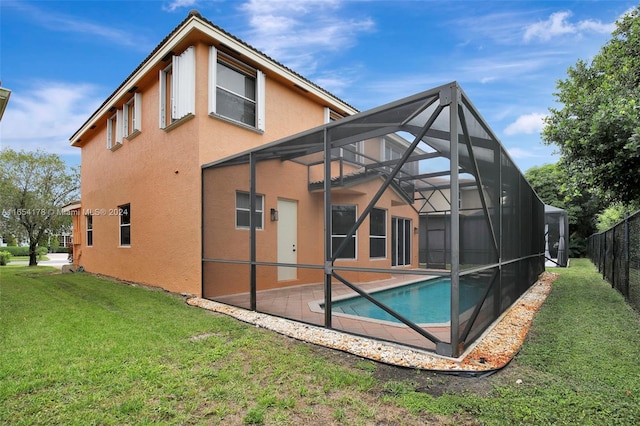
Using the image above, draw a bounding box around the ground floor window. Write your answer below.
[119,204,130,246]
[369,208,386,259]
[86,214,93,247]
[392,217,411,266]
[332,205,356,259]
[236,192,264,229]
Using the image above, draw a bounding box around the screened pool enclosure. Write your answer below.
[544,204,569,267]
[202,82,545,358]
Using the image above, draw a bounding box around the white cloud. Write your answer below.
[524,11,615,42]
[163,0,199,12]
[0,81,103,157]
[238,0,374,76]
[504,113,547,135]
[5,1,149,50]
[507,147,540,159]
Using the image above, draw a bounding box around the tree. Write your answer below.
[0,149,79,266]
[542,6,640,205]
[525,163,602,255]
[595,202,639,232]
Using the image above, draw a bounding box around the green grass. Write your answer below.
[0,265,405,425]
[1,260,639,425]
[383,259,640,425]
[4,255,49,262]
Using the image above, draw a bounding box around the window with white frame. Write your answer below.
[106,110,123,150]
[332,205,357,259]
[159,46,195,128]
[369,208,386,259]
[382,138,418,175]
[124,92,142,138]
[235,192,264,229]
[86,214,93,247]
[209,47,265,130]
[119,204,130,246]
[391,217,411,266]
[324,107,344,123]
[324,108,362,163]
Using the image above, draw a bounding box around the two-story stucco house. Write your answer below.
[69,11,419,297]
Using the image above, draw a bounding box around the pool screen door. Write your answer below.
[392,217,411,266]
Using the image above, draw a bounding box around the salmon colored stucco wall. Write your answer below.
[77,40,340,296]
[202,159,419,298]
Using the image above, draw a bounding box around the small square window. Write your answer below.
[235,192,263,229]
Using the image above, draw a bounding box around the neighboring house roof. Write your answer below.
[0,86,11,122]
[69,10,358,147]
[61,200,82,212]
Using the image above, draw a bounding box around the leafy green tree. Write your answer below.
[542,6,640,205]
[525,163,602,255]
[0,149,78,266]
[595,202,640,232]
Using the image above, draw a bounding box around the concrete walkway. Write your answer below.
[8,252,71,270]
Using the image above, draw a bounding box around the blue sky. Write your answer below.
[0,0,636,173]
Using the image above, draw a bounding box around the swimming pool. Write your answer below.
[327,277,487,324]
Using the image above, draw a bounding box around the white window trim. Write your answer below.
[392,216,412,267]
[332,204,358,260]
[324,107,344,123]
[106,110,123,151]
[86,214,93,247]
[369,207,387,259]
[235,192,264,230]
[124,92,142,139]
[159,46,195,129]
[119,204,131,247]
[209,46,265,131]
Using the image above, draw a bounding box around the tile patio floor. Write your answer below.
[212,273,453,352]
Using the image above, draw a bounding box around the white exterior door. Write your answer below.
[277,199,298,281]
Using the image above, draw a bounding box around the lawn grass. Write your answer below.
[1,259,639,425]
[381,259,640,425]
[0,266,416,425]
[4,255,49,262]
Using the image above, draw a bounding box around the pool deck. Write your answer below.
[210,273,484,353]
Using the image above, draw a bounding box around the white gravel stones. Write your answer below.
[187,272,557,372]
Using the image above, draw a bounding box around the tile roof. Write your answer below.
[70,10,357,144]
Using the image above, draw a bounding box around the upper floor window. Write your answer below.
[159,46,195,129]
[324,108,344,122]
[106,110,123,150]
[235,191,263,229]
[124,93,142,138]
[209,47,265,131]
[382,138,418,176]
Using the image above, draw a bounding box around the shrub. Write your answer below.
[1,246,29,256]
[1,246,49,257]
[0,251,12,266]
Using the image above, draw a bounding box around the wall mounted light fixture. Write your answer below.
[270,208,278,221]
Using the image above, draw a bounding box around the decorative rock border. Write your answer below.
[187,272,557,373]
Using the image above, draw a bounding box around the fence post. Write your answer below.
[625,214,630,297]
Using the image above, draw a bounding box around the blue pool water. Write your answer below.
[328,277,487,324]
